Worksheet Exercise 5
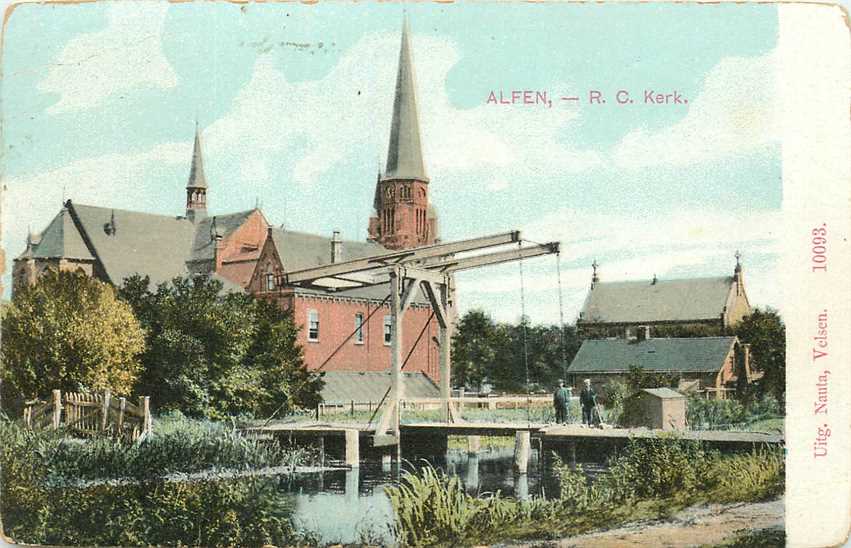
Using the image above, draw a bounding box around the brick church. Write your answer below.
[13,22,443,384]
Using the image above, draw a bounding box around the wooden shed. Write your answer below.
[622,388,687,430]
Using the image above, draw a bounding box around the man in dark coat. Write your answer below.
[580,378,597,426]
[552,380,570,424]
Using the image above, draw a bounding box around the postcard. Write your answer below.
[0,2,848,547]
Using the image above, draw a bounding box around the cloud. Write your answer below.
[3,142,190,267]
[205,32,601,190]
[37,3,177,114]
[611,51,778,169]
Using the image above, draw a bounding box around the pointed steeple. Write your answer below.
[382,18,428,182]
[186,122,208,222]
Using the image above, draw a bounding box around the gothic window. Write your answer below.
[354,313,364,344]
[308,309,320,341]
[383,315,392,345]
[265,272,275,291]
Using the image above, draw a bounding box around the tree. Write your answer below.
[451,310,499,391]
[1,271,145,404]
[118,275,321,419]
[735,307,785,405]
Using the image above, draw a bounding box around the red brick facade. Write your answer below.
[368,179,436,250]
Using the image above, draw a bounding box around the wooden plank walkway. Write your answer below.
[540,425,783,445]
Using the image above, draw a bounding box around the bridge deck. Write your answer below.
[540,425,783,444]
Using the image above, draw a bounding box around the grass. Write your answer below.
[386,437,785,546]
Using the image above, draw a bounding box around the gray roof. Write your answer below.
[190,210,257,262]
[320,370,438,404]
[579,277,734,324]
[28,208,94,260]
[640,387,685,399]
[382,19,428,183]
[70,202,196,286]
[567,337,737,374]
[187,126,208,189]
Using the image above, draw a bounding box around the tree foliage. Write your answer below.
[735,307,786,404]
[1,271,145,403]
[451,310,581,392]
[118,275,322,420]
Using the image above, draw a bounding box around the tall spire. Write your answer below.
[382,17,428,182]
[187,122,208,191]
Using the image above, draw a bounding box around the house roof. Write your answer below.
[578,277,734,324]
[567,336,737,374]
[320,370,438,404]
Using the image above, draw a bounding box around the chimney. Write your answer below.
[331,230,342,263]
[651,274,657,285]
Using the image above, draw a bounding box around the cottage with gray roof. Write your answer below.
[567,336,755,399]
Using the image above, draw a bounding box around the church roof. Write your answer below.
[187,125,208,190]
[567,337,738,374]
[382,19,428,183]
[69,202,196,286]
[27,208,94,261]
[578,276,735,325]
[190,209,257,262]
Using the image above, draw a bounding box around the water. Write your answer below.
[278,447,603,545]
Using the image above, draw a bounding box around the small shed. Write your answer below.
[622,388,687,430]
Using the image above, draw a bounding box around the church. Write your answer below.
[13,22,443,384]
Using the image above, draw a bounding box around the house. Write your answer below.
[576,258,751,339]
[566,336,754,399]
[12,22,442,383]
[621,388,687,430]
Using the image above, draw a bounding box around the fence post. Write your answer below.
[52,389,62,430]
[117,397,126,433]
[101,390,112,432]
[142,396,151,435]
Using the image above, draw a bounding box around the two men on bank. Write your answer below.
[553,378,597,425]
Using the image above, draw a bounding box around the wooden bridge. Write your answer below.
[243,421,784,471]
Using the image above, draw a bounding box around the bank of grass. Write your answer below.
[0,416,314,546]
[386,437,784,546]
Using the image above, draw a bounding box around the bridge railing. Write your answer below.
[316,395,554,419]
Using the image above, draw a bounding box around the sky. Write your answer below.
[1,2,782,324]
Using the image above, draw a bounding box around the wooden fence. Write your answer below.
[23,389,152,440]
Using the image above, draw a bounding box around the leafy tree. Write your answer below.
[1,271,145,404]
[451,310,499,391]
[118,275,321,419]
[735,307,785,405]
[626,364,680,392]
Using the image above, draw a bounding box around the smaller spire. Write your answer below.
[591,259,599,284]
[187,123,208,190]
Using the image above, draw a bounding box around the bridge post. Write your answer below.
[467,435,481,454]
[439,275,455,422]
[514,430,531,473]
[345,429,360,468]
[390,268,404,447]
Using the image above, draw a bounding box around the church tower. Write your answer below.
[368,19,438,250]
[186,124,208,223]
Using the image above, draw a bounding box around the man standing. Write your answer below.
[552,380,570,424]
[580,378,597,426]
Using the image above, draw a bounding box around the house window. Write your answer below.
[265,272,275,291]
[383,315,393,346]
[354,313,364,344]
[308,309,320,342]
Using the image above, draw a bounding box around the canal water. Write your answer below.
[279,446,602,545]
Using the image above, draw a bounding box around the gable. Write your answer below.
[24,208,94,261]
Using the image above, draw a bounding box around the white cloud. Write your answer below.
[37,3,177,114]
[3,142,190,266]
[611,51,778,169]
[205,32,601,190]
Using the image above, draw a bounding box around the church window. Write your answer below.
[308,309,320,341]
[266,272,275,291]
[354,313,364,344]
[383,315,393,345]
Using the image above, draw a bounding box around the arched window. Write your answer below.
[265,272,275,291]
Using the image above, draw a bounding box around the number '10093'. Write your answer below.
[812,225,827,272]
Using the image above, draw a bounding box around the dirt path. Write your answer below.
[517,498,784,547]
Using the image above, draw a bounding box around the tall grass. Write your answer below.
[387,437,785,546]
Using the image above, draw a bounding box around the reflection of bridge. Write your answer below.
[243,421,784,472]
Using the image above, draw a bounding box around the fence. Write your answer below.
[315,395,554,419]
[23,389,152,440]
